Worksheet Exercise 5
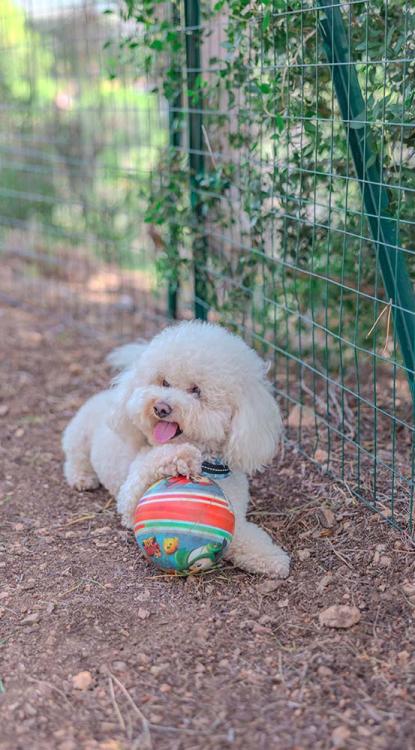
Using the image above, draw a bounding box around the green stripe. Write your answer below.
[136,519,233,541]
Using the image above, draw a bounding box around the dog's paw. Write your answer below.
[73,475,100,492]
[117,482,139,528]
[65,462,100,492]
[157,444,202,480]
[267,549,290,579]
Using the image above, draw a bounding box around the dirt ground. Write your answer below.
[1,286,415,750]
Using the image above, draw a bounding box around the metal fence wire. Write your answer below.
[1,0,415,533]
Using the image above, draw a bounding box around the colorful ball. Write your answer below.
[134,476,235,575]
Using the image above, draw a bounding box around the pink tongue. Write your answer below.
[153,421,179,444]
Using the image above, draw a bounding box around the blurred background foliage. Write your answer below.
[0,0,166,271]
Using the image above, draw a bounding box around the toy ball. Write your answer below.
[134,476,235,575]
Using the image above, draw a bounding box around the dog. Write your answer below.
[62,320,290,577]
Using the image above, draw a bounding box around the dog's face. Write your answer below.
[110,321,282,474]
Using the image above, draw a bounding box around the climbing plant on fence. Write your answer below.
[112,0,415,532]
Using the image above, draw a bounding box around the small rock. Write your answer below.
[317,665,332,677]
[22,579,36,590]
[0,404,9,417]
[357,726,372,737]
[136,653,150,666]
[287,405,315,428]
[278,598,289,608]
[319,507,336,528]
[379,507,392,519]
[252,622,272,635]
[319,605,361,629]
[238,668,262,685]
[372,544,387,564]
[397,650,409,665]
[25,703,37,717]
[159,683,171,693]
[402,582,415,597]
[91,526,112,536]
[258,614,273,625]
[15,428,25,438]
[298,548,311,561]
[150,665,166,677]
[314,448,329,464]
[21,612,41,625]
[69,363,83,375]
[218,658,230,668]
[379,555,391,567]
[59,741,76,750]
[98,741,123,750]
[138,608,150,620]
[112,661,127,672]
[72,671,93,690]
[257,580,282,595]
[136,590,150,602]
[331,725,351,748]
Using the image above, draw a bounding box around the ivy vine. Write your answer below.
[112,0,415,354]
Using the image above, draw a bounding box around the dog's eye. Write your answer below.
[162,379,171,388]
[189,385,201,398]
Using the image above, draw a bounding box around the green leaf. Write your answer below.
[262,12,271,31]
[149,39,164,51]
[349,109,367,129]
[275,113,285,132]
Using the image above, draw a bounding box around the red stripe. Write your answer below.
[134,504,235,533]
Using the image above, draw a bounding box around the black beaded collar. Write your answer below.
[201,459,231,479]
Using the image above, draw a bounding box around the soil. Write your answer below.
[1,272,415,750]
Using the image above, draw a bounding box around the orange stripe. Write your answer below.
[134,504,235,533]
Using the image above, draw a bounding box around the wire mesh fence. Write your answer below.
[1,0,414,533]
[0,0,167,336]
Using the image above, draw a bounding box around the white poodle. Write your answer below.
[62,321,290,578]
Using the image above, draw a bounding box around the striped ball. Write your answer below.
[134,476,235,575]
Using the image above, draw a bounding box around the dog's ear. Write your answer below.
[106,341,149,441]
[224,373,282,474]
[107,368,140,442]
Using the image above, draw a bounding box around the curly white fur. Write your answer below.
[62,321,290,577]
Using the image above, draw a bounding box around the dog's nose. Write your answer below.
[154,401,172,419]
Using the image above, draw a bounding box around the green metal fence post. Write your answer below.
[183,0,208,320]
[167,0,182,320]
[318,0,415,404]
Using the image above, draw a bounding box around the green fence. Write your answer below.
[134,0,415,533]
[1,0,414,533]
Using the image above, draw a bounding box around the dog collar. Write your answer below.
[201,459,231,479]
